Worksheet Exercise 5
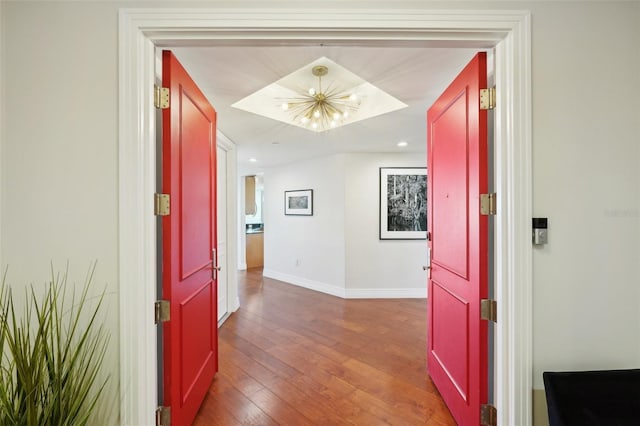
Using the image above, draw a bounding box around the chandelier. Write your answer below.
[280,65,360,132]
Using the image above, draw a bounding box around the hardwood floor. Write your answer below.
[194,268,455,425]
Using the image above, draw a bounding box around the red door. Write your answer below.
[161,50,219,426]
[427,52,489,426]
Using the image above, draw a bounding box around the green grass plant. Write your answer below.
[0,263,109,425]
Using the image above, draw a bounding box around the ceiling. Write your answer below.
[171,45,481,174]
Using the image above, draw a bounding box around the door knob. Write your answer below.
[422,265,431,271]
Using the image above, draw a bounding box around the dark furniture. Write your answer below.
[543,369,640,426]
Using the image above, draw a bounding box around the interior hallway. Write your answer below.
[194,268,455,425]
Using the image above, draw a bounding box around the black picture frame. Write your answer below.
[284,189,313,216]
[379,167,427,240]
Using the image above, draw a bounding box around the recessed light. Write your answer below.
[249,158,257,162]
[397,141,408,147]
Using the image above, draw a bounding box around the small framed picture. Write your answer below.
[379,167,427,240]
[285,189,313,216]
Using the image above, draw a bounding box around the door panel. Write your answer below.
[431,91,469,278]
[180,93,215,278]
[180,283,215,402]
[427,52,488,426]
[162,50,218,426]
[431,281,469,398]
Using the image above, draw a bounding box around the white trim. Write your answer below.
[493,14,534,426]
[216,130,239,318]
[345,287,427,299]
[231,296,240,313]
[217,312,231,328]
[0,0,4,266]
[263,269,347,298]
[118,10,157,424]
[263,268,428,299]
[118,8,532,426]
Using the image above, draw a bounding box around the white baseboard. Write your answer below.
[262,269,346,298]
[262,269,427,299]
[218,297,241,327]
[217,312,230,327]
[231,296,240,312]
[345,287,427,299]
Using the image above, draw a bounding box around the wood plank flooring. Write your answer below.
[194,269,455,425]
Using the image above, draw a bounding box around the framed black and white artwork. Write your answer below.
[284,189,313,216]
[379,167,427,240]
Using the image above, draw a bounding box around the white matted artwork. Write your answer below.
[284,189,313,216]
[379,167,427,240]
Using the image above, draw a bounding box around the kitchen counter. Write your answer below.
[246,223,264,234]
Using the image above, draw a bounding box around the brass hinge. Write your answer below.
[154,300,170,324]
[480,299,497,322]
[154,193,170,216]
[480,193,497,215]
[156,406,171,426]
[480,404,497,426]
[480,87,496,110]
[154,86,170,109]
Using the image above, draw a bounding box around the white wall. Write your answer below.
[1,1,639,424]
[263,154,348,296]
[344,153,428,297]
[1,1,120,420]
[263,152,428,298]
[237,175,247,270]
[530,2,640,388]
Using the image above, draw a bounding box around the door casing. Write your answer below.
[216,131,239,324]
[118,8,532,426]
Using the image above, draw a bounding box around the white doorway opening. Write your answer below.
[118,8,532,425]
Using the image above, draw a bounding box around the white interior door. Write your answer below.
[216,145,228,321]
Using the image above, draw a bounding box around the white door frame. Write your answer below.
[216,130,240,322]
[118,8,532,426]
